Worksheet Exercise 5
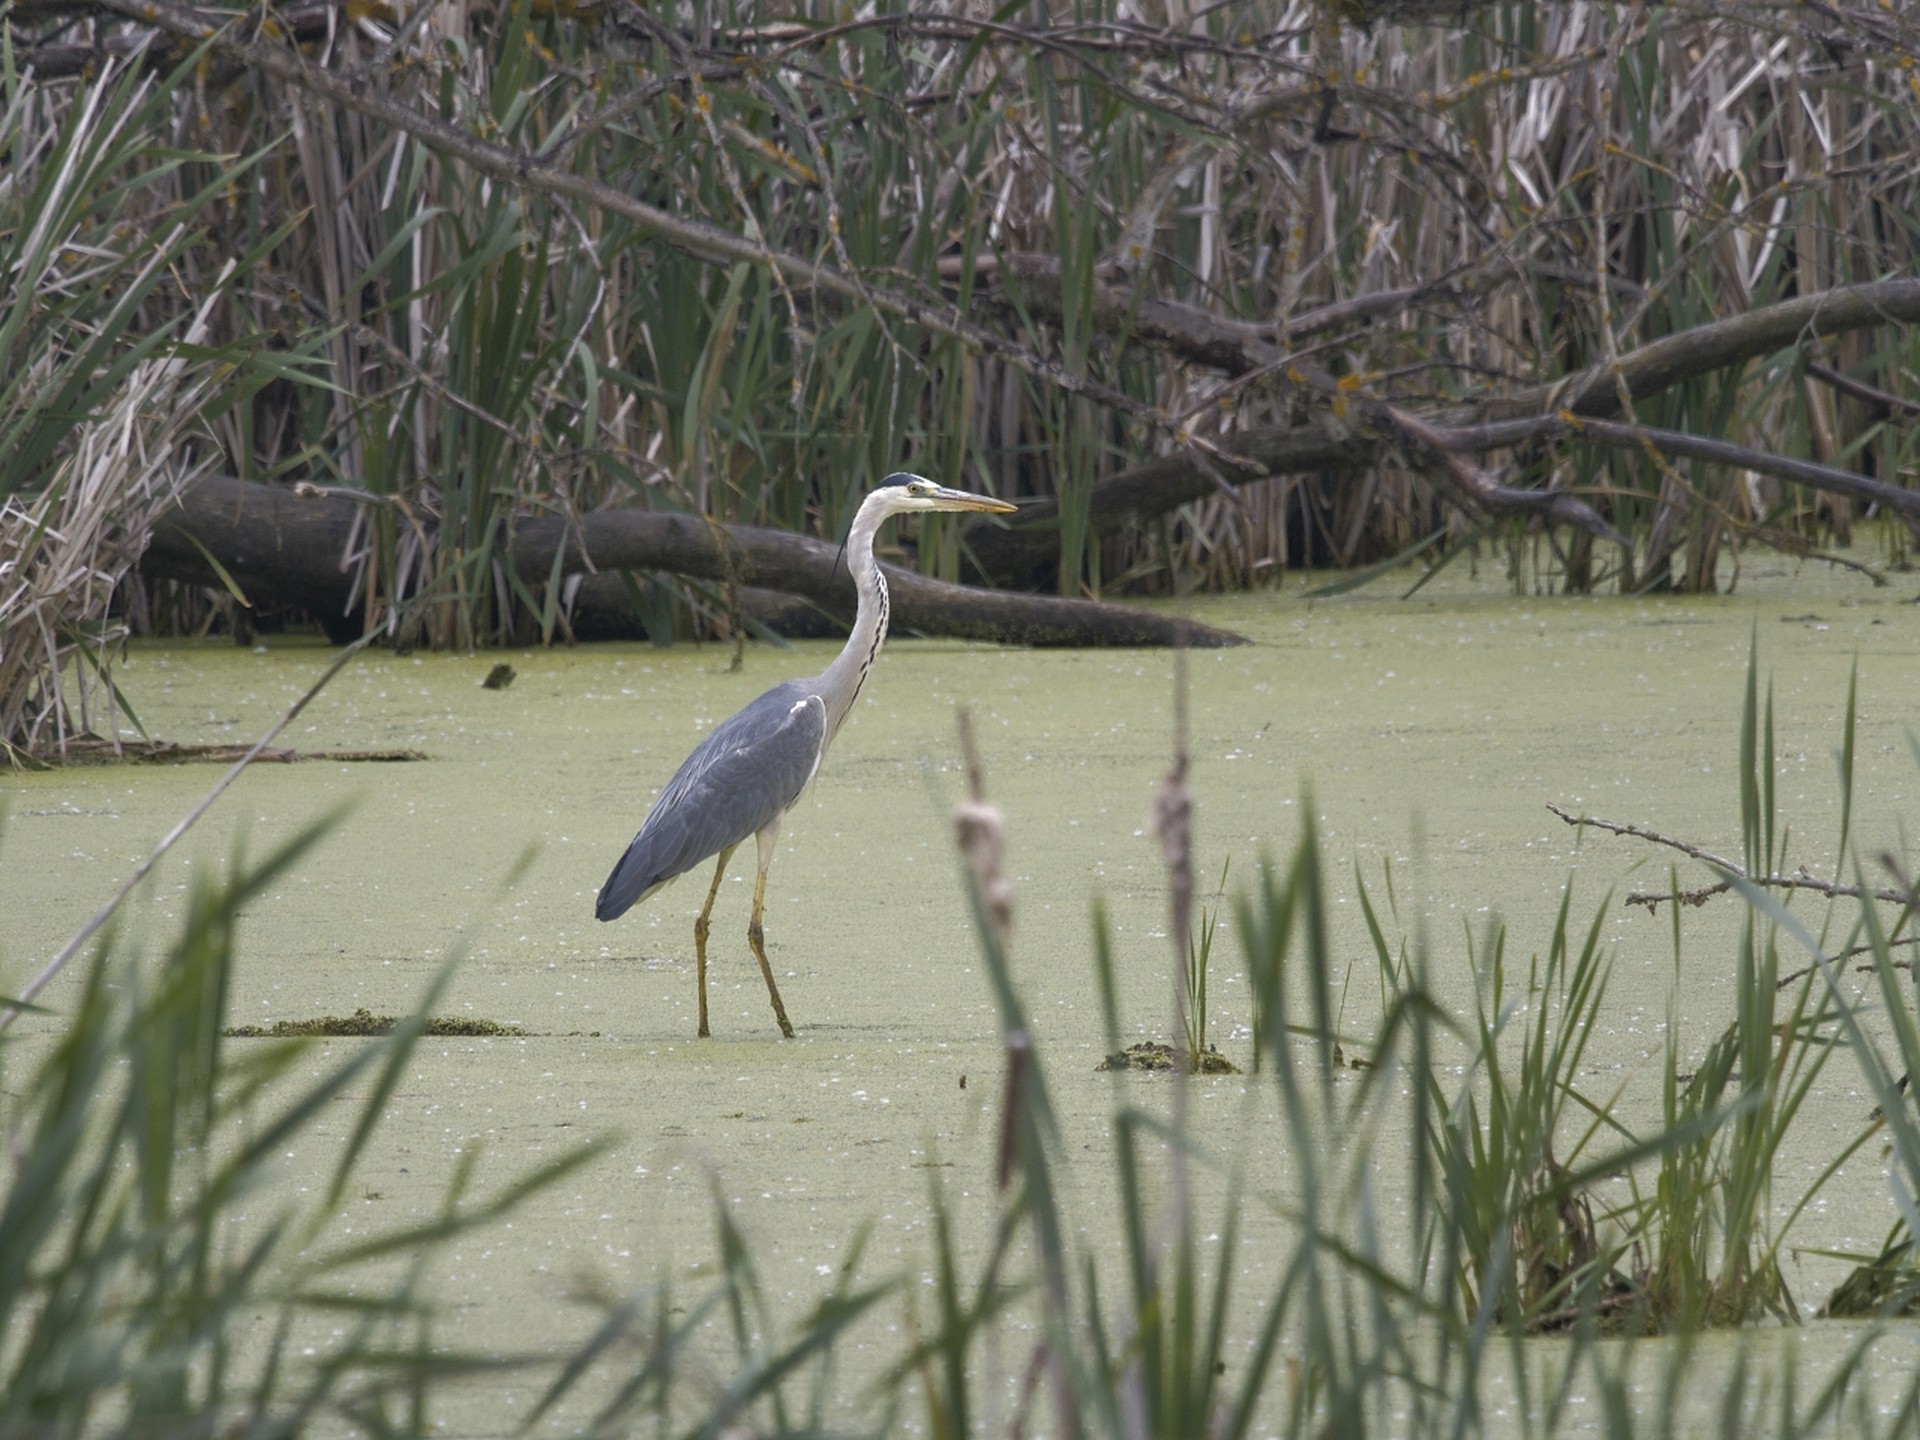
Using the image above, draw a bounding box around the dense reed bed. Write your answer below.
[4,1,1916,701]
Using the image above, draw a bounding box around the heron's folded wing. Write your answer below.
[596,683,827,919]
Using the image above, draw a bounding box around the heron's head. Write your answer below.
[871,472,1018,516]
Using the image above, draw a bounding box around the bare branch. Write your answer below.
[1777,944,1918,993]
[1545,802,1912,909]
[1806,360,1920,423]
[1488,279,1920,425]
[961,280,1920,582]
[1445,415,1920,527]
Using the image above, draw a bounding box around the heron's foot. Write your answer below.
[694,912,713,1039]
[760,971,796,1039]
[747,923,796,1039]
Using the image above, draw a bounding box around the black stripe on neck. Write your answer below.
[849,568,889,709]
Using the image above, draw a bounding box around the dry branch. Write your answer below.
[12,0,336,79]
[139,477,1247,648]
[1487,279,1920,425]
[951,251,1609,376]
[961,279,1920,583]
[961,416,1359,584]
[954,252,1625,550]
[1776,941,1919,993]
[1545,802,1911,910]
[1452,416,1920,528]
[1807,361,1920,423]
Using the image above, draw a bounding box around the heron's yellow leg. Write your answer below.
[748,826,796,1039]
[693,844,737,1039]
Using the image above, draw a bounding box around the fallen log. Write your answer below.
[139,476,1247,649]
[958,277,1920,585]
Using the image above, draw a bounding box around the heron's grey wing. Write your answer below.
[595,681,827,921]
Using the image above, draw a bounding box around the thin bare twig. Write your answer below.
[1777,947,1916,992]
[1546,803,1912,909]
[1806,360,1920,422]
[1448,414,1920,527]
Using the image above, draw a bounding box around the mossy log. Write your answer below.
[139,476,1247,649]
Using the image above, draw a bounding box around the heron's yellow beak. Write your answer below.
[924,484,1018,514]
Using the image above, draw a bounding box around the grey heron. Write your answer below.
[595,473,1018,1038]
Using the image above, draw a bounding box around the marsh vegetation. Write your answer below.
[4,0,1919,759]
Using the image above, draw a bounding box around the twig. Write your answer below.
[1878,850,1920,910]
[955,276,1920,582]
[1367,398,1628,546]
[1806,360,1920,422]
[945,252,1641,372]
[1777,949,1917,992]
[950,251,1627,545]
[1625,880,1731,912]
[1448,413,1920,527]
[0,635,375,1033]
[1546,803,1912,908]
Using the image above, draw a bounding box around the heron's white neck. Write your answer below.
[815,495,895,744]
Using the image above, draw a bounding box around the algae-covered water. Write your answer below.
[4,556,1919,1432]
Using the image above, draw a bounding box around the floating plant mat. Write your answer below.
[55,740,428,764]
[225,1008,521,1038]
[1098,1041,1241,1075]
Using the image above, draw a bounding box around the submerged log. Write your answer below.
[139,476,1247,648]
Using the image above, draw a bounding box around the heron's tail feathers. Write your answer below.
[595,848,673,921]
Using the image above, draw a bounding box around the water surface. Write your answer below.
[4,557,1918,1432]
